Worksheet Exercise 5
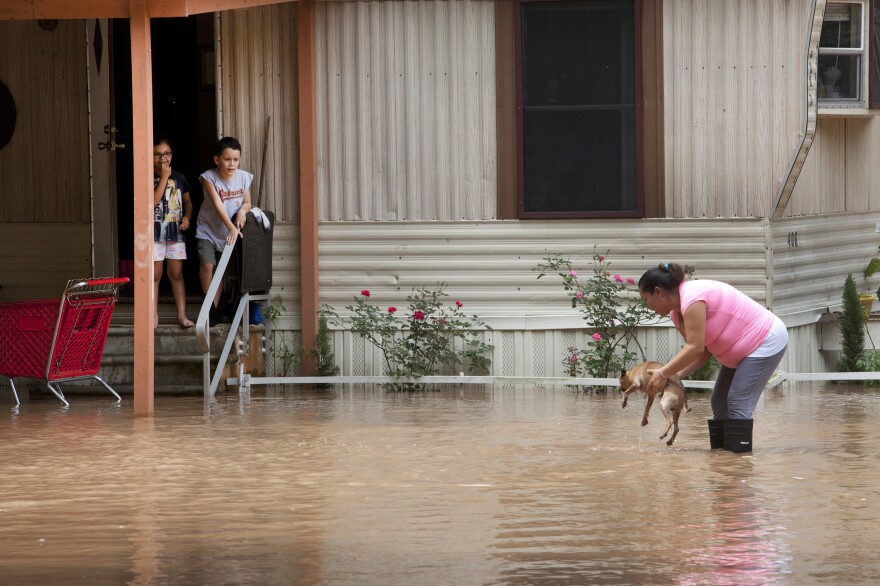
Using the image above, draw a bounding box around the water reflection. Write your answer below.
[2,383,880,584]
[678,460,791,586]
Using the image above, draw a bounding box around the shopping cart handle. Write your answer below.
[86,277,130,287]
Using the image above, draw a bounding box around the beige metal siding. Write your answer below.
[264,218,837,377]
[787,116,880,216]
[321,321,829,378]
[316,219,768,324]
[267,218,769,324]
[218,3,299,220]
[771,212,880,324]
[0,20,90,223]
[315,0,497,221]
[664,0,810,218]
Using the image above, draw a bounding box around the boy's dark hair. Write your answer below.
[153,134,173,149]
[215,136,242,156]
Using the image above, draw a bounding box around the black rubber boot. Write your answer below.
[723,419,754,453]
[707,419,724,449]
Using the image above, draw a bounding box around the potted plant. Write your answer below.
[863,251,880,318]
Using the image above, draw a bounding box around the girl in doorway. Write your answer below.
[153,136,194,328]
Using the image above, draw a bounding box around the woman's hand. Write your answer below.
[234,210,247,229]
[646,368,668,394]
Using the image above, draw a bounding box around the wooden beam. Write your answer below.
[0,0,294,21]
[130,0,155,416]
[297,0,318,375]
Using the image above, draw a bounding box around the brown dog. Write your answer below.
[619,361,691,446]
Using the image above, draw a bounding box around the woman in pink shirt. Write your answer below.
[638,262,788,453]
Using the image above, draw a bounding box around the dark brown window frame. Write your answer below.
[495,0,663,220]
[871,0,880,108]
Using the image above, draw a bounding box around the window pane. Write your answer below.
[523,2,634,107]
[520,1,637,214]
[818,54,861,100]
[523,109,636,213]
[820,3,863,49]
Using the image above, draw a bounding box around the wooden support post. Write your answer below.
[130,0,155,416]
[298,0,319,375]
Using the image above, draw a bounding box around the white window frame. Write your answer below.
[819,0,869,110]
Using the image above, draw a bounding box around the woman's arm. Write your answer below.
[647,300,708,392]
[676,348,713,379]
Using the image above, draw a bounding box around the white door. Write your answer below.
[87,18,121,278]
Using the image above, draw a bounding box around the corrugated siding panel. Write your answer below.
[265,219,837,377]
[664,0,809,218]
[0,224,91,301]
[316,219,768,324]
[787,116,880,217]
[219,4,299,220]
[315,0,496,221]
[0,20,90,223]
[786,118,846,216]
[313,322,830,378]
[771,212,880,322]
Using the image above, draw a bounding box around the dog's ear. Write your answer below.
[620,369,627,376]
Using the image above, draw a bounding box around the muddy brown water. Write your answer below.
[1,383,879,585]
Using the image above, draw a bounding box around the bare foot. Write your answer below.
[178,317,195,329]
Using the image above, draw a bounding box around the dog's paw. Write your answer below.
[621,400,628,409]
[641,419,649,426]
[666,438,675,446]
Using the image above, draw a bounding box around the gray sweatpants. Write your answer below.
[710,347,787,420]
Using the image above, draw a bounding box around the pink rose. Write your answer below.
[413,310,426,320]
[592,332,602,341]
[613,274,623,283]
[568,270,577,277]
[455,300,463,308]
[626,277,635,285]
[569,354,578,363]
[360,289,371,297]
[576,291,584,299]
[387,306,397,314]
[598,255,605,261]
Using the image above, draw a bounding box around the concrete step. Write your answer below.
[97,318,267,391]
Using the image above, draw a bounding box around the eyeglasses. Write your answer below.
[153,151,173,160]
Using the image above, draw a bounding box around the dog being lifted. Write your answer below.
[619,361,691,446]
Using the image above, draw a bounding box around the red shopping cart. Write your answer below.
[0,277,129,408]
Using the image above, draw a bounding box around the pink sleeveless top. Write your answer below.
[670,280,774,368]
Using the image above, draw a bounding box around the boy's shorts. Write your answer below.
[153,241,187,262]
[197,238,221,266]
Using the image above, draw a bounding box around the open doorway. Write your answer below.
[112,15,217,298]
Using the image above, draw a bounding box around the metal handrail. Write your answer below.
[194,243,270,397]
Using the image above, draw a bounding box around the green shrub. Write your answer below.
[837,273,865,373]
[320,284,493,391]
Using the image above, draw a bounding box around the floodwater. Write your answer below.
[1,383,880,585]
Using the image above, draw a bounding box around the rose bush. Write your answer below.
[319,284,493,391]
[537,249,659,386]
